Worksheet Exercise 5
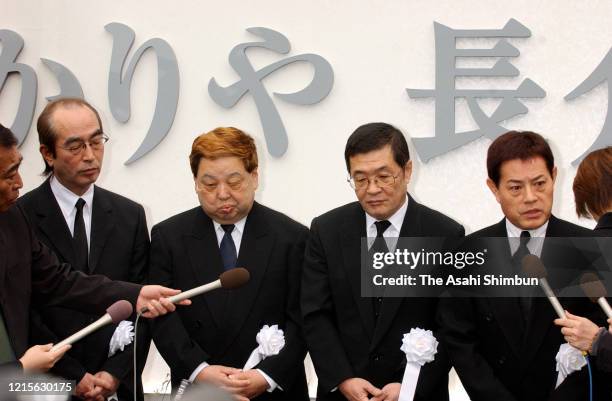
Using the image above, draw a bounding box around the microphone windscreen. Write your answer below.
[522,254,547,279]
[220,267,250,289]
[106,300,133,324]
[580,272,608,302]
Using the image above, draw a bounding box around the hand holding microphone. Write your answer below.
[51,300,134,352]
[19,343,71,372]
[552,272,610,352]
[139,267,250,314]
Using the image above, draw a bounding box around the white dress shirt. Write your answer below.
[50,175,94,251]
[505,218,548,258]
[365,194,409,251]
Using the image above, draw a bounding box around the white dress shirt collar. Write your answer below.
[505,218,548,257]
[213,215,247,255]
[365,194,409,251]
[50,175,94,240]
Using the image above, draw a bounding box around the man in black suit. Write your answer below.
[149,127,309,401]
[0,123,186,373]
[302,122,464,401]
[437,131,606,401]
[17,98,150,401]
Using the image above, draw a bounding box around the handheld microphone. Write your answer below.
[50,300,133,351]
[580,272,612,318]
[522,254,566,319]
[139,267,250,314]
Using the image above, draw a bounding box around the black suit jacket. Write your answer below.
[0,204,140,362]
[438,216,607,401]
[301,196,464,401]
[18,179,150,400]
[595,213,612,236]
[149,202,309,401]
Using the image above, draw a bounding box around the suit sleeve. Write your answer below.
[437,297,518,401]
[301,217,355,394]
[29,309,88,382]
[148,225,210,381]
[25,206,141,313]
[256,225,309,390]
[101,204,151,382]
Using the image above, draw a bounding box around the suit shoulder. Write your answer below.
[17,182,46,209]
[413,201,463,232]
[549,216,593,237]
[255,203,308,234]
[95,186,144,211]
[311,201,361,226]
[153,207,201,232]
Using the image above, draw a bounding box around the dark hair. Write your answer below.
[487,131,554,186]
[37,98,103,175]
[0,124,18,149]
[344,122,410,171]
[573,147,612,219]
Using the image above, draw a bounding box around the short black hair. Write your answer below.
[344,122,410,171]
[0,123,18,149]
[487,131,554,186]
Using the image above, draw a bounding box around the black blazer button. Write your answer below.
[484,313,493,322]
[498,356,506,365]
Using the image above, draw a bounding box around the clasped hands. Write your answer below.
[339,377,401,401]
[196,365,270,401]
[75,371,119,401]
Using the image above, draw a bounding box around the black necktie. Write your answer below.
[220,224,237,271]
[73,198,88,272]
[372,220,391,320]
[513,231,532,320]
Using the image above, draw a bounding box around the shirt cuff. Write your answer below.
[256,369,282,392]
[189,361,209,382]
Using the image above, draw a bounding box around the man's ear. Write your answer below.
[486,178,501,204]
[40,145,54,168]
[404,160,413,184]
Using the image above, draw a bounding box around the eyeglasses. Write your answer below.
[347,172,400,190]
[196,176,246,193]
[60,134,109,156]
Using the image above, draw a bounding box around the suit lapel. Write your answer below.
[486,219,525,357]
[341,204,375,340]
[218,203,272,354]
[88,187,114,273]
[520,215,564,367]
[35,179,76,264]
[370,195,420,350]
[184,209,226,327]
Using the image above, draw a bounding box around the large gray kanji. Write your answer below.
[407,19,546,162]
[565,47,612,165]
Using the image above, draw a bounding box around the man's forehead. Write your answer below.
[200,171,243,179]
[0,147,21,173]
[52,106,100,136]
[499,157,551,181]
[350,147,397,172]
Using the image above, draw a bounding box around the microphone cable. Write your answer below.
[133,312,142,401]
[585,355,593,401]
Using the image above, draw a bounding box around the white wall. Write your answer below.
[2,1,610,399]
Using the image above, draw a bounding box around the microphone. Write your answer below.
[521,254,566,319]
[50,300,133,351]
[580,272,612,318]
[139,267,250,314]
